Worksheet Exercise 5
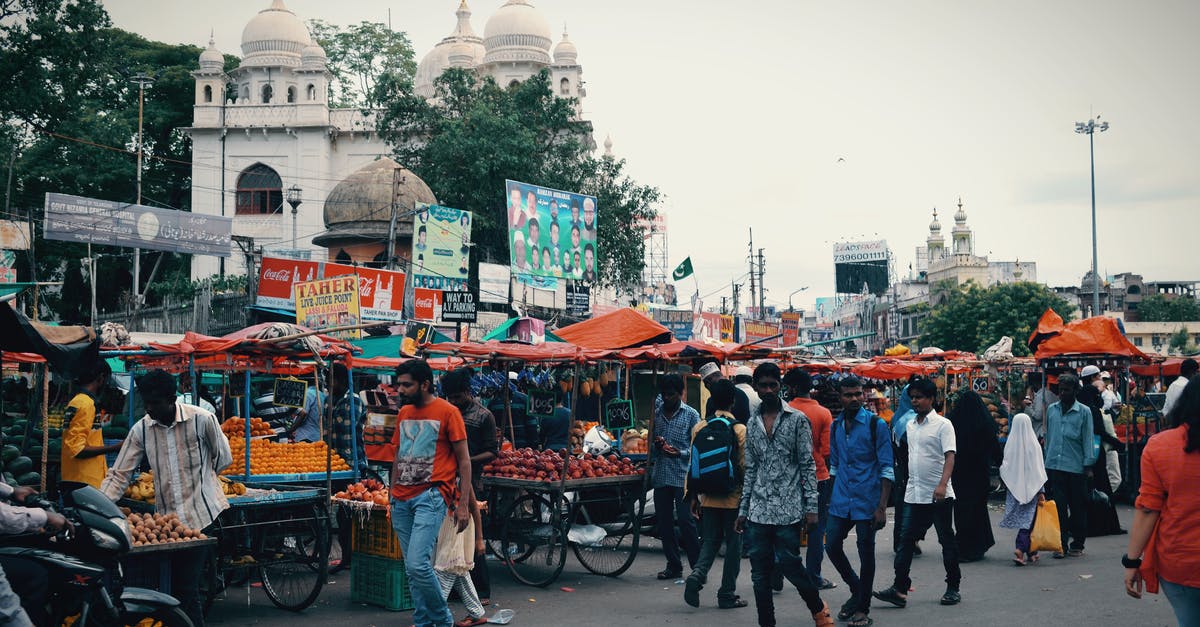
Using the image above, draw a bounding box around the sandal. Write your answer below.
[837,596,858,620]
[455,617,488,627]
[812,601,834,627]
[1013,550,1026,566]
[848,616,874,627]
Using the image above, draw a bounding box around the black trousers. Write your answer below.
[893,500,960,594]
[1048,469,1089,551]
[0,555,48,625]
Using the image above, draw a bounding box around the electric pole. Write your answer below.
[732,282,741,315]
[720,296,728,315]
[747,229,756,317]
[129,72,154,303]
[757,247,766,315]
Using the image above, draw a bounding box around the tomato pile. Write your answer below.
[483,448,643,482]
[334,478,389,507]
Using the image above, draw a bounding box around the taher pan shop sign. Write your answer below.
[43,192,232,256]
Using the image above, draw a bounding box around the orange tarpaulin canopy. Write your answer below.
[1034,316,1149,361]
[1131,358,1185,377]
[425,340,613,363]
[852,360,940,380]
[1027,308,1066,351]
[555,308,672,350]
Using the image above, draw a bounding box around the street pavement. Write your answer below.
[206,504,1179,626]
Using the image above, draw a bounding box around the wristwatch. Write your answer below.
[1121,553,1142,568]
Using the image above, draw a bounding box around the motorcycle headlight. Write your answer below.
[90,528,123,551]
[111,516,133,545]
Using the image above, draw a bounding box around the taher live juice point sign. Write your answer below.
[413,203,472,291]
[506,179,598,282]
[294,275,362,340]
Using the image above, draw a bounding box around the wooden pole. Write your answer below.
[558,357,581,491]
[40,364,48,492]
[258,320,390,345]
[503,363,516,448]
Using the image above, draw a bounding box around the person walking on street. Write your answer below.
[948,390,1000,562]
[651,373,702,580]
[734,365,762,417]
[1124,376,1200,625]
[737,362,834,627]
[784,368,837,591]
[874,377,962,608]
[699,362,752,424]
[1161,358,1198,417]
[999,413,1048,566]
[684,378,749,610]
[825,376,893,627]
[1043,373,1098,557]
[387,359,473,627]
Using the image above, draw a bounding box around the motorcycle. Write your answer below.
[0,481,193,626]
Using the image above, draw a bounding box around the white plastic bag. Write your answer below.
[567,523,606,546]
[434,512,475,575]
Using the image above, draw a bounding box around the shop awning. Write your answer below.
[555,308,672,349]
[1034,316,1149,361]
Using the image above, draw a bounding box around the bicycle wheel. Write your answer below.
[259,504,328,611]
[501,492,567,587]
[571,491,642,577]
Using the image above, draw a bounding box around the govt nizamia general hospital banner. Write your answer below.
[506,179,598,283]
[413,202,472,291]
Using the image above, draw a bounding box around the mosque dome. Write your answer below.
[300,42,327,70]
[414,1,486,98]
[314,158,437,247]
[240,0,311,67]
[198,37,225,72]
[482,0,552,66]
[553,29,578,64]
[929,208,941,233]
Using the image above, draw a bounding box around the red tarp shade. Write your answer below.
[1034,316,1149,361]
[1028,308,1066,351]
[554,308,672,350]
[852,360,940,380]
[1131,359,1184,377]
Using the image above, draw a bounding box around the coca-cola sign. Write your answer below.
[257,256,406,322]
[413,288,442,322]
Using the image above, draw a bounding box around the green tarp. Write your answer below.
[351,329,455,359]
[480,317,564,343]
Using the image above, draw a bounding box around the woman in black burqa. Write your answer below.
[948,390,1001,561]
[1077,384,1126,536]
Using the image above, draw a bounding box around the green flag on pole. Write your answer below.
[672,257,694,281]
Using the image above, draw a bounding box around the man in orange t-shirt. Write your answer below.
[389,359,471,627]
[786,368,837,590]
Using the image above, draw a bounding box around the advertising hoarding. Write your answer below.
[477,262,511,304]
[44,192,232,256]
[565,283,590,317]
[412,203,471,291]
[413,288,443,322]
[652,308,693,341]
[441,291,477,323]
[0,220,30,250]
[294,275,362,339]
[781,311,801,347]
[506,179,597,282]
[833,240,889,295]
[743,318,781,348]
[258,257,405,322]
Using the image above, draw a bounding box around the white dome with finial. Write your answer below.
[198,36,224,71]
[954,197,968,226]
[929,208,941,233]
[482,0,552,66]
[301,42,327,70]
[240,0,312,67]
[603,134,613,156]
[414,0,486,98]
[553,28,578,64]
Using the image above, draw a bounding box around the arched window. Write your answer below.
[241,85,249,101]
[286,86,296,103]
[235,164,283,215]
[336,249,352,264]
[508,80,520,89]
[261,84,273,104]
[203,85,213,103]
[307,84,317,101]
[560,77,570,95]
[1127,285,1141,295]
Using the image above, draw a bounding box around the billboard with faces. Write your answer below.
[506,179,598,282]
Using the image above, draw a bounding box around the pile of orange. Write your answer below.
[221,416,274,438]
[222,437,351,476]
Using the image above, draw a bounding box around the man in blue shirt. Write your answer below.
[1043,372,1098,557]
[651,373,701,580]
[826,376,893,626]
[289,385,325,443]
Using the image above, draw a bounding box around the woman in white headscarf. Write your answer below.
[999,413,1049,565]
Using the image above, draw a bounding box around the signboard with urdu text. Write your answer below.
[44,192,232,256]
[294,274,362,339]
[412,203,471,291]
[506,179,598,282]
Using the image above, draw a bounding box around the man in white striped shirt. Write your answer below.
[102,369,232,626]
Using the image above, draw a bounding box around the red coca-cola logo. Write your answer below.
[262,268,290,282]
[415,295,434,308]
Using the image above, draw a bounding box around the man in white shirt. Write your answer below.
[874,377,961,608]
[733,365,761,417]
[1161,358,1198,419]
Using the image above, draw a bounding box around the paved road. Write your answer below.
[205,504,1179,626]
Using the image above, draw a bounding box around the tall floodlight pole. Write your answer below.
[1075,116,1108,317]
[130,73,154,302]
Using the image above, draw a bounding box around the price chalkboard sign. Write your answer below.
[528,390,555,419]
[273,377,309,409]
[604,399,634,431]
[971,377,991,393]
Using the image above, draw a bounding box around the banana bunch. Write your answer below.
[218,475,247,496]
[124,471,155,503]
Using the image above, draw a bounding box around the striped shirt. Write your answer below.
[650,400,700,489]
[102,403,233,530]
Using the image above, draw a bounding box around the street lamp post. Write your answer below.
[788,286,809,312]
[129,72,154,302]
[286,185,302,251]
[1075,116,1109,317]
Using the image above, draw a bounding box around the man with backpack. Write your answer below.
[684,379,749,610]
[825,376,894,627]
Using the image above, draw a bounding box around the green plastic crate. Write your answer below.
[350,552,413,611]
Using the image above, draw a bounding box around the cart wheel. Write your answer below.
[259,505,328,611]
[571,492,642,577]
[501,492,568,587]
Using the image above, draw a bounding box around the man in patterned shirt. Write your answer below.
[651,373,701,580]
[735,362,833,627]
[328,362,366,575]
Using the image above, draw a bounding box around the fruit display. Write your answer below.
[333,478,389,507]
[221,416,274,438]
[127,511,207,547]
[620,429,648,454]
[221,438,351,476]
[363,425,394,446]
[0,445,38,487]
[218,475,247,496]
[124,471,156,503]
[483,448,642,482]
[567,420,599,452]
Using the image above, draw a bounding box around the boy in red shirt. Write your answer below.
[390,359,472,627]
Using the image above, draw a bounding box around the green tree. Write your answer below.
[1138,293,1200,322]
[308,19,416,107]
[920,281,1076,356]
[375,68,659,289]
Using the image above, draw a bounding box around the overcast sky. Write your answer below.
[102,0,1200,312]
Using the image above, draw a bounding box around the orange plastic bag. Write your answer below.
[1030,499,1063,554]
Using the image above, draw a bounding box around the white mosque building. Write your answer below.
[187,0,591,280]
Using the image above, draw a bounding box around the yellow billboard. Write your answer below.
[294,274,362,340]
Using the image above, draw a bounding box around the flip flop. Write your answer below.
[837,597,858,620]
[848,617,874,627]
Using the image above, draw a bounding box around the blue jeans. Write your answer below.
[746,521,824,626]
[654,486,700,573]
[1161,578,1200,627]
[824,516,876,615]
[807,478,833,581]
[392,488,453,627]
